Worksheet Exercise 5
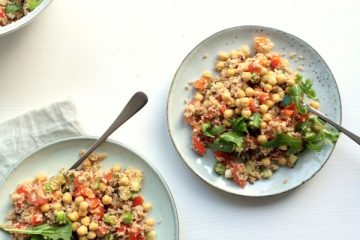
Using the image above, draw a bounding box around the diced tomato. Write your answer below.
[299,114,309,122]
[87,198,101,209]
[129,231,144,240]
[214,151,232,162]
[249,98,257,112]
[27,195,48,206]
[15,185,28,195]
[247,63,262,74]
[194,77,210,91]
[257,93,269,104]
[31,214,44,226]
[270,55,281,68]
[117,226,127,233]
[192,135,206,156]
[220,105,227,114]
[259,59,268,67]
[74,186,95,198]
[96,225,109,236]
[0,7,5,19]
[132,195,144,207]
[233,175,247,187]
[104,172,113,181]
[282,109,294,116]
[91,205,105,219]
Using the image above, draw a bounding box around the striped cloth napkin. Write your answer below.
[0,100,84,182]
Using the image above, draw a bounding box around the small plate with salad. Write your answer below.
[167,25,341,197]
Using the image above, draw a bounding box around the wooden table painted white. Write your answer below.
[0,0,359,239]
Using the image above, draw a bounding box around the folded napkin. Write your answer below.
[0,100,84,181]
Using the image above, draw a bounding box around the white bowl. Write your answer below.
[0,0,52,36]
[167,25,342,197]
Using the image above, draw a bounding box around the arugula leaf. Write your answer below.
[249,112,261,128]
[288,84,307,114]
[208,131,243,153]
[230,117,248,134]
[261,133,302,155]
[296,74,318,100]
[304,128,339,151]
[201,123,225,138]
[5,4,22,13]
[0,221,72,240]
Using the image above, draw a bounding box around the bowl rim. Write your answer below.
[0,0,53,36]
[166,25,342,197]
[0,135,180,239]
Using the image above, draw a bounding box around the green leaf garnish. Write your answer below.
[280,95,292,107]
[249,112,261,128]
[208,131,243,153]
[27,0,43,11]
[261,133,302,156]
[0,221,72,240]
[296,74,318,100]
[288,84,307,114]
[230,117,248,134]
[201,123,225,138]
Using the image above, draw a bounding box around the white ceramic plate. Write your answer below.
[167,25,341,197]
[0,137,179,239]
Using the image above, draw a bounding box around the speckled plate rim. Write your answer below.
[166,25,342,197]
[0,0,53,37]
[0,136,179,239]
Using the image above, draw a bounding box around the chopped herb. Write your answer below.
[280,95,292,107]
[121,212,133,224]
[104,214,117,225]
[249,112,261,128]
[230,117,248,134]
[296,74,318,100]
[288,84,307,114]
[27,0,43,11]
[201,123,225,138]
[5,4,22,13]
[261,133,302,156]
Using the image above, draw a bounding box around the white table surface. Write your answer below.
[1,0,360,239]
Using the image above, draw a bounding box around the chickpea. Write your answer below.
[276,73,286,84]
[235,89,246,98]
[62,192,73,205]
[218,51,229,60]
[147,231,157,240]
[87,231,97,239]
[99,182,107,192]
[112,164,121,172]
[223,109,234,119]
[203,70,212,78]
[53,202,62,211]
[72,222,81,231]
[81,216,91,226]
[265,100,275,108]
[267,76,277,85]
[35,173,47,182]
[75,196,84,206]
[241,109,252,118]
[263,84,272,92]
[119,176,129,186]
[145,218,155,226]
[272,93,281,103]
[278,91,285,98]
[259,104,268,114]
[310,101,320,109]
[278,157,287,166]
[257,135,268,144]
[77,225,88,236]
[40,203,50,213]
[260,121,267,129]
[222,91,231,101]
[82,159,91,168]
[245,87,255,97]
[261,157,271,168]
[230,50,239,59]
[68,211,80,222]
[89,222,99,231]
[194,92,203,101]
[222,120,231,127]
[287,78,295,86]
[79,201,89,211]
[143,202,153,212]
[215,61,226,71]
[235,108,241,114]
[226,68,236,77]
[240,97,250,107]
[102,195,112,205]
[262,113,272,122]
[79,210,88,217]
[241,72,252,82]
